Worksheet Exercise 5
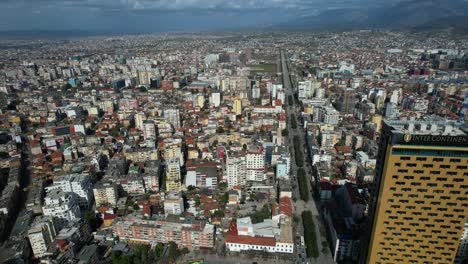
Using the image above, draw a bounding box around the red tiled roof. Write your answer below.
[279,197,293,217]
[225,234,276,246]
[103,214,117,220]
[225,219,276,246]
[335,145,352,153]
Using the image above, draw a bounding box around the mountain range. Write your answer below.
[275,0,468,33]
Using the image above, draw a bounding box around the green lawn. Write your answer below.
[250,64,277,73]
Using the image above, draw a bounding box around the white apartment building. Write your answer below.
[166,158,181,182]
[46,174,93,209]
[163,139,184,166]
[226,153,246,187]
[93,181,118,207]
[28,216,57,259]
[164,192,184,215]
[246,150,265,182]
[163,108,181,130]
[313,106,340,125]
[42,190,81,229]
[211,92,221,107]
[119,176,146,196]
[143,121,156,139]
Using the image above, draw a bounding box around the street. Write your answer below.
[280,50,335,264]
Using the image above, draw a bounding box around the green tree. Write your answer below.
[302,211,319,258]
[84,211,102,231]
[219,192,229,204]
[297,168,309,201]
[179,247,189,255]
[167,241,179,262]
[250,203,272,224]
[213,210,225,217]
[218,182,228,190]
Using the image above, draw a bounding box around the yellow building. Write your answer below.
[196,94,205,108]
[166,180,182,192]
[371,114,383,132]
[367,120,468,264]
[233,99,242,116]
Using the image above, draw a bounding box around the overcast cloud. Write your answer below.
[0,0,400,32]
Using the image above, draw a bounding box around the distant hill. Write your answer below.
[275,0,468,33]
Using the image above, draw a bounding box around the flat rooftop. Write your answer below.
[385,118,467,136]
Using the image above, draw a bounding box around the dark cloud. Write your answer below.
[0,0,401,32]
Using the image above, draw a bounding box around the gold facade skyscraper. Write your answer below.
[366,120,468,264]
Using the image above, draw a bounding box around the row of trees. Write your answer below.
[293,135,304,167]
[297,168,309,201]
[302,211,319,258]
[288,95,294,106]
[112,242,189,264]
[112,244,164,264]
[290,114,297,129]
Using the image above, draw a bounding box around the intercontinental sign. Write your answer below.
[394,133,468,146]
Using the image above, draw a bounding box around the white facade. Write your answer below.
[166,158,181,182]
[211,92,221,107]
[28,216,57,259]
[42,190,81,229]
[143,174,159,192]
[246,151,265,182]
[135,112,146,130]
[46,174,93,209]
[185,170,217,189]
[313,106,339,125]
[163,108,181,130]
[226,240,294,254]
[143,121,156,139]
[93,181,118,207]
[164,192,184,215]
[226,154,246,187]
[119,177,146,196]
[226,217,294,254]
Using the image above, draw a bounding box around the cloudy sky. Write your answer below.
[0,0,397,32]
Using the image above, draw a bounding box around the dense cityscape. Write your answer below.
[0,30,466,264]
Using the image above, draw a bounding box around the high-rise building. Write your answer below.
[93,181,118,207]
[166,158,182,192]
[246,148,265,182]
[365,120,468,264]
[163,108,180,130]
[233,98,242,116]
[226,153,246,187]
[210,92,221,107]
[42,190,81,229]
[143,121,156,140]
[46,174,93,209]
[28,216,57,259]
